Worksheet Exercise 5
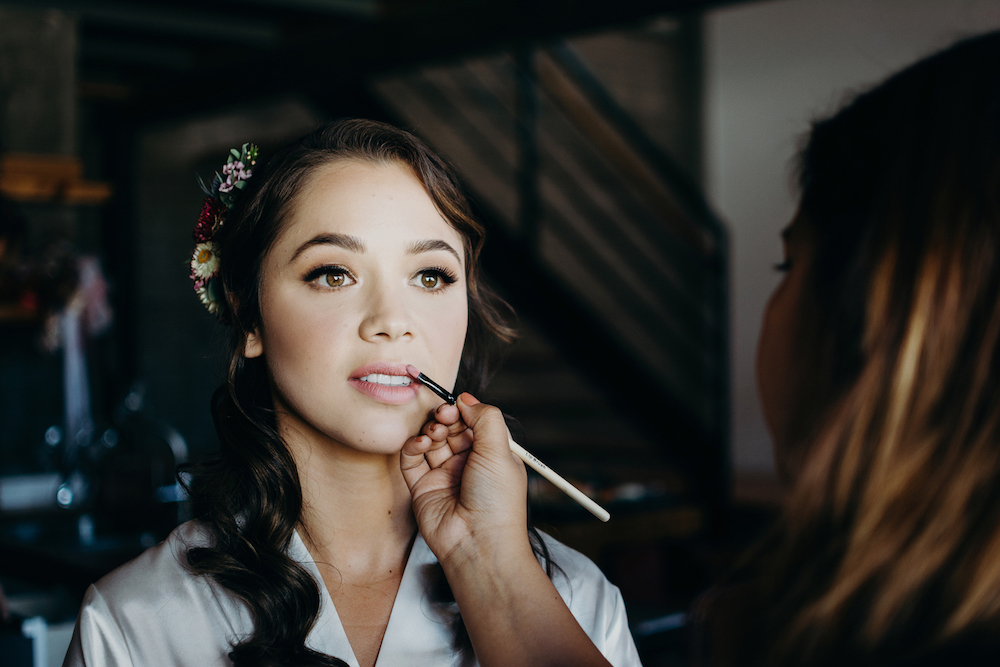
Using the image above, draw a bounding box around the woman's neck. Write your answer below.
[288,431,416,579]
[286,430,416,667]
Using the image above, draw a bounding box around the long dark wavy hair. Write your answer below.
[703,31,1000,667]
[183,119,556,666]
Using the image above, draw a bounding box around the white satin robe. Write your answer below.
[62,521,642,666]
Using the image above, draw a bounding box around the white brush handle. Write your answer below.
[508,437,611,522]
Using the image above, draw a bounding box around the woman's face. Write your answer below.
[757,215,814,476]
[246,159,469,456]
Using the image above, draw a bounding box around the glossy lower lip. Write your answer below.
[349,362,419,405]
[348,378,419,405]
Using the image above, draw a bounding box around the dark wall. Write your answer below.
[132,100,320,457]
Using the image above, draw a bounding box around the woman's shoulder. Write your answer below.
[534,531,625,616]
[81,521,248,636]
[67,520,249,666]
[535,530,642,666]
[87,520,215,611]
[536,530,612,590]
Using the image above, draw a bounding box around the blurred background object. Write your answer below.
[1,1,999,665]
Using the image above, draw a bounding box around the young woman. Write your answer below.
[705,30,1000,666]
[64,120,639,667]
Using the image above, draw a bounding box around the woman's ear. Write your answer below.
[244,329,263,358]
[230,293,262,358]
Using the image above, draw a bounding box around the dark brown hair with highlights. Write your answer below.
[708,31,1000,667]
[183,119,553,667]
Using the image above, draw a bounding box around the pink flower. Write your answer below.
[223,160,253,183]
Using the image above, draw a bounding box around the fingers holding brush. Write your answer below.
[407,403,471,470]
[423,402,474,455]
[408,366,612,522]
[400,428,469,523]
[399,400,475,509]
[401,392,528,561]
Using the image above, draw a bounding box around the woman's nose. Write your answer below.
[358,279,414,342]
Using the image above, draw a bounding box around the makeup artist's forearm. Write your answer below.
[441,536,613,667]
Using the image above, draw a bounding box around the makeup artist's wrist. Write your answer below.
[439,528,612,667]
[438,526,537,580]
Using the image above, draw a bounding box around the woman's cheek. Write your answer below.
[445,306,470,381]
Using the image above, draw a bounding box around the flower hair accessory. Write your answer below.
[190,142,258,318]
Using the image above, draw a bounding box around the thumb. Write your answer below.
[455,393,513,460]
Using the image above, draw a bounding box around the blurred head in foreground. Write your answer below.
[746,30,1000,666]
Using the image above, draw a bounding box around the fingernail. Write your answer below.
[458,392,480,405]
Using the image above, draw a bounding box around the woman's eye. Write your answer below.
[322,272,349,287]
[774,260,792,273]
[411,269,456,291]
[306,266,355,288]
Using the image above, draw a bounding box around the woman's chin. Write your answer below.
[334,427,421,458]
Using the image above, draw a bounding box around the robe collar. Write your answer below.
[290,530,456,667]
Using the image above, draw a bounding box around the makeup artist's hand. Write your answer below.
[401,395,615,667]
[400,392,530,564]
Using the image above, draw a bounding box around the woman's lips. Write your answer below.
[349,363,420,405]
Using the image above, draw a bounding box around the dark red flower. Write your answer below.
[193,197,226,242]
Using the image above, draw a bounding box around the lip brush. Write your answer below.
[406,365,611,522]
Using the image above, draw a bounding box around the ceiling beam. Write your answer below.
[97,0,733,122]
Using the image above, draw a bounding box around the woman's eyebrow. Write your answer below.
[406,239,462,265]
[290,233,365,263]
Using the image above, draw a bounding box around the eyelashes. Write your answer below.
[304,264,355,288]
[411,267,458,291]
[302,264,459,291]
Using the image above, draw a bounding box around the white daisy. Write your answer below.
[196,278,222,316]
[191,242,219,280]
